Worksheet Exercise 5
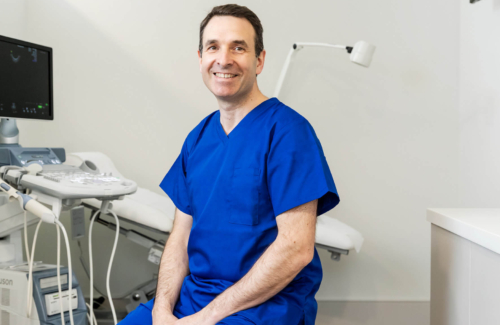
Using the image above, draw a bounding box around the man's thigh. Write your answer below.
[118,299,154,325]
[117,300,298,325]
[216,314,256,325]
[117,301,254,325]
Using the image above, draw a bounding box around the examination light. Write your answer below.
[274,40,376,98]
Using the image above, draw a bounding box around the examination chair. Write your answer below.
[65,152,364,312]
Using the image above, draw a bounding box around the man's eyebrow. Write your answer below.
[204,39,218,47]
[232,40,248,47]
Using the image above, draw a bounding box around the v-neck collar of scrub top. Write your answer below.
[215,97,278,145]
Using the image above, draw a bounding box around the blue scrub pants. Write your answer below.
[118,298,255,325]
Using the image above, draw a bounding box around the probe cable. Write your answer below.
[24,210,30,262]
[24,216,75,325]
[23,189,32,266]
[54,219,75,325]
[86,303,98,325]
[56,224,64,325]
[6,178,77,325]
[57,224,96,325]
[26,219,42,317]
[89,209,120,325]
[15,180,120,325]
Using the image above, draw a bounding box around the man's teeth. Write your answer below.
[215,73,237,78]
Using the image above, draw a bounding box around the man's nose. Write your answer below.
[216,49,234,68]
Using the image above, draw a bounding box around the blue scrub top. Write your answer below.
[160,97,339,325]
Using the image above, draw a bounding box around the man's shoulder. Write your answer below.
[184,110,218,153]
[267,99,310,131]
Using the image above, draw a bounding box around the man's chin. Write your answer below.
[212,89,239,100]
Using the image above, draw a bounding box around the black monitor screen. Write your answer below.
[0,36,53,120]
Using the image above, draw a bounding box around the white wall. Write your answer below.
[0,0,26,38]
[459,0,500,207]
[1,0,460,302]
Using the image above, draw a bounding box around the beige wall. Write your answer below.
[1,0,460,302]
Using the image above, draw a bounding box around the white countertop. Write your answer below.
[427,209,500,255]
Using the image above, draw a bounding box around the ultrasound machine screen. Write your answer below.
[0,35,53,120]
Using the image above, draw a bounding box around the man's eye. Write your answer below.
[208,46,217,50]
[235,47,244,51]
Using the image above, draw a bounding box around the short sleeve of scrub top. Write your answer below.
[267,119,339,217]
[159,138,192,216]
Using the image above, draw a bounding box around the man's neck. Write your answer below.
[217,89,269,136]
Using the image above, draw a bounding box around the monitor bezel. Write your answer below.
[0,35,54,121]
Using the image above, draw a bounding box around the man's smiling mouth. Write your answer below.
[214,72,238,78]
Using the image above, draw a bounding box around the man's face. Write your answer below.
[198,16,265,101]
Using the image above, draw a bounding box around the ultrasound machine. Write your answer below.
[0,35,364,325]
[0,35,137,325]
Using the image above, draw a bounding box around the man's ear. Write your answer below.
[256,49,266,76]
[198,50,202,73]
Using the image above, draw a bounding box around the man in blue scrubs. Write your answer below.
[119,4,339,325]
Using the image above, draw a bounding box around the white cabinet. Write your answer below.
[428,209,500,325]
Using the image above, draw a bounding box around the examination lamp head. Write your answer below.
[349,41,376,67]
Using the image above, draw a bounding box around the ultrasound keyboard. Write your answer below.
[18,164,137,200]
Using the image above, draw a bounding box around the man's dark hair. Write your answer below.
[199,4,264,58]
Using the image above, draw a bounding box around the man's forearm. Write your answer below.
[154,228,190,312]
[155,232,189,311]
[199,236,311,322]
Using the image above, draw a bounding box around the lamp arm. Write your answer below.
[274,47,295,98]
[273,43,350,98]
[294,42,348,50]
